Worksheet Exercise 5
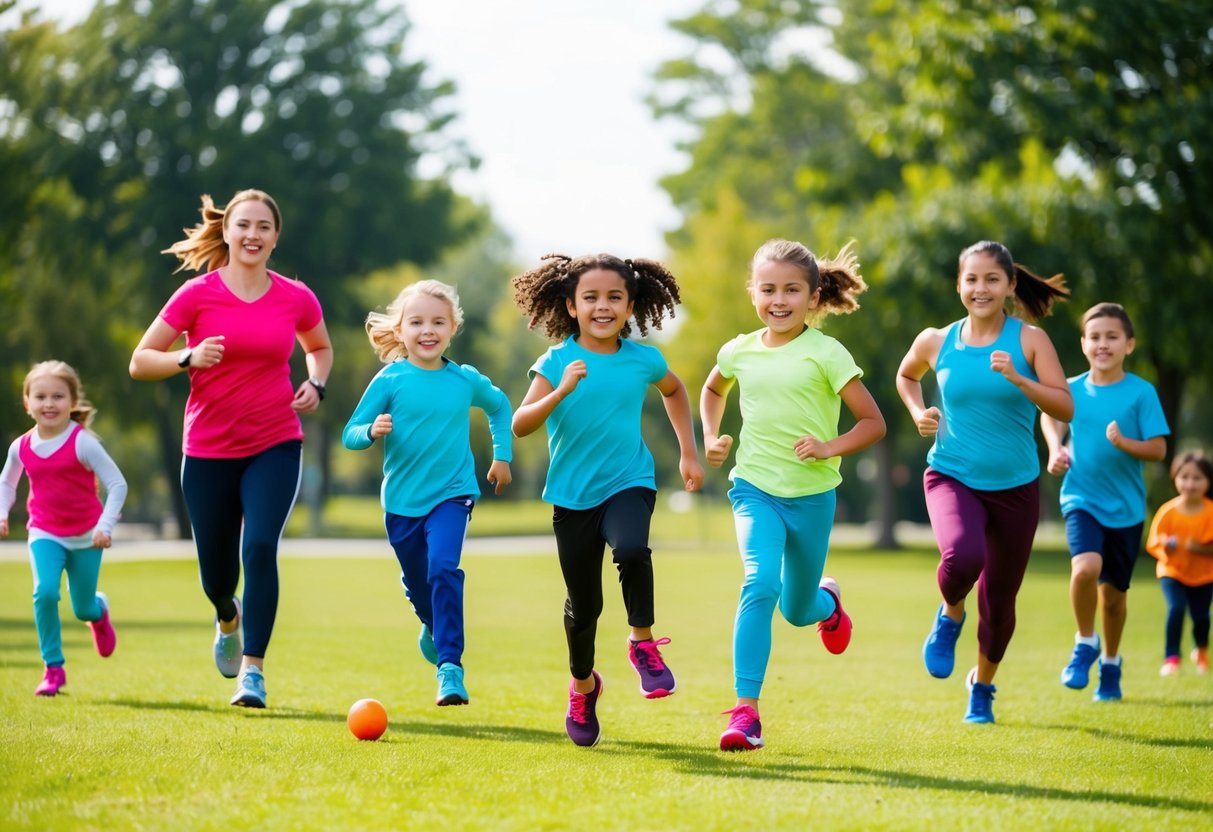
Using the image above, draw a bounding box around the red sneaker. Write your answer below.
[89,592,116,658]
[817,577,852,654]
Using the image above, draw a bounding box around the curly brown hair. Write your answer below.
[511,253,682,341]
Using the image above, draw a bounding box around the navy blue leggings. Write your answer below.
[1159,577,1212,658]
[181,440,301,658]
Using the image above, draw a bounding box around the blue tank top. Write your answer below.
[926,316,1040,490]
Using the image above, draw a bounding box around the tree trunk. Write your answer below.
[873,434,901,550]
[154,386,190,540]
[1151,353,1185,467]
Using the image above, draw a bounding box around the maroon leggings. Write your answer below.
[923,468,1040,664]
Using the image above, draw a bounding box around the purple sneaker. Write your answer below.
[35,665,66,697]
[627,637,676,698]
[719,705,764,751]
[565,671,603,747]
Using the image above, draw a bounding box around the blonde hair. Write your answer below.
[365,280,464,363]
[23,360,96,431]
[162,189,282,274]
[749,239,867,320]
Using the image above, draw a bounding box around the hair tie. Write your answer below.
[625,258,635,272]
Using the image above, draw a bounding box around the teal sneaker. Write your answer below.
[436,662,468,706]
[230,665,266,708]
[419,623,438,666]
[963,667,996,724]
[1061,638,1101,689]
[923,604,965,679]
[213,598,243,679]
[1093,660,1122,702]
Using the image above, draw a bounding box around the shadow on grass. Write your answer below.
[1039,722,1213,748]
[594,740,1212,814]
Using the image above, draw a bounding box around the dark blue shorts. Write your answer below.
[1064,509,1143,592]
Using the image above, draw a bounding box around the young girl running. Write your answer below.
[700,239,885,752]
[897,240,1071,724]
[1145,451,1213,676]
[511,253,704,747]
[343,279,513,707]
[1,361,128,696]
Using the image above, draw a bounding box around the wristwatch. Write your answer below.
[177,348,193,368]
[308,377,326,400]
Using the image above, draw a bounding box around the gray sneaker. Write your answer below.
[213,598,243,679]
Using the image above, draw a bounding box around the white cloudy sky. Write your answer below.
[15,0,704,260]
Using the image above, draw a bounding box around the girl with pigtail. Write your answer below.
[511,253,704,748]
[897,240,1071,724]
[700,239,886,752]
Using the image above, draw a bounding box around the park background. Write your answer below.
[2,3,1212,830]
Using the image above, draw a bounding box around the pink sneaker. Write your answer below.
[817,576,852,654]
[1159,656,1180,677]
[719,705,764,751]
[35,665,66,696]
[627,637,676,698]
[89,592,116,658]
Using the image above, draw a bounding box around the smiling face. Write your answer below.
[222,199,279,269]
[957,252,1015,320]
[396,293,457,370]
[24,375,74,436]
[750,259,817,347]
[566,268,633,351]
[1081,315,1134,380]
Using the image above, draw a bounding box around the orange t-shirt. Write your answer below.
[1145,496,1213,586]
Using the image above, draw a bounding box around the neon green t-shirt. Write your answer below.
[717,326,863,498]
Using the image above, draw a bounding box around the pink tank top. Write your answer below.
[18,424,103,537]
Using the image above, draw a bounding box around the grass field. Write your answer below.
[1,543,1209,831]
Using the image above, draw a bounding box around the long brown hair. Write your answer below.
[958,240,1068,321]
[162,189,282,274]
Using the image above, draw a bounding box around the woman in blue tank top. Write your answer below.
[896,240,1072,724]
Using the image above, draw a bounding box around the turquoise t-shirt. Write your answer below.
[718,327,862,498]
[531,336,668,509]
[927,316,1040,490]
[342,359,513,517]
[1059,371,1169,527]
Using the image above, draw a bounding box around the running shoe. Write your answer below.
[964,666,996,724]
[230,665,266,708]
[214,597,243,679]
[923,604,965,679]
[627,637,676,698]
[719,705,764,751]
[1192,647,1209,675]
[35,665,66,697]
[89,591,116,658]
[1159,656,1180,677]
[1093,660,1122,702]
[419,623,438,666]
[436,662,469,706]
[817,577,852,654]
[1060,637,1100,689]
[565,670,603,747]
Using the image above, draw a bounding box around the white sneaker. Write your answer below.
[213,598,243,679]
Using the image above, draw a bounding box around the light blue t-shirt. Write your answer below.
[342,359,513,517]
[530,336,668,509]
[927,316,1040,490]
[1059,371,1169,528]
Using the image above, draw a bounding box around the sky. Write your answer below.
[15,0,704,260]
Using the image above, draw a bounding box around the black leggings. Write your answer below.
[553,487,656,679]
[181,440,301,658]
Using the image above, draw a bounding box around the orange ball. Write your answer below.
[347,698,388,741]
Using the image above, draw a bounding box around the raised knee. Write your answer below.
[612,546,651,564]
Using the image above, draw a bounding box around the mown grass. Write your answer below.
[1,544,1209,831]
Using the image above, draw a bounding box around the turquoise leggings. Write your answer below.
[29,538,104,666]
[729,478,838,700]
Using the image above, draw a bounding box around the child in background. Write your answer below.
[1041,302,1168,701]
[0,361,127,696]
[897,240,1072,724]
[700,240,885,752]
[343,280,512,706]
[511,253,704,747]
[1145,451,1213,676]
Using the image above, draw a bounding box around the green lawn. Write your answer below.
[1,545,1209,831]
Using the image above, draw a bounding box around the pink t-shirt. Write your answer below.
[160,270,324,458]
[19,424,103,537]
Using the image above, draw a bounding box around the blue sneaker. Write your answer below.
[1061,638,1101,689]
[213,598,243,679]
[923,604,965,679]
[419,623,438,666]
[436,662,468,706]
[963,667,996,724]
[230,665,266,708]
[1093,660,1122,702]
